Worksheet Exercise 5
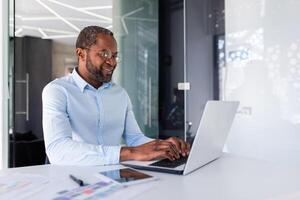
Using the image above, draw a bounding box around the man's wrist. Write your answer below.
[120,146,135,161]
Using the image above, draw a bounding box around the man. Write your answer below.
[42,26,190,165]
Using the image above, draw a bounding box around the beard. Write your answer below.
[86,55,115,83]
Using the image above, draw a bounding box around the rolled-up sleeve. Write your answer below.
[122,92,154,146]
[42,83,121,165]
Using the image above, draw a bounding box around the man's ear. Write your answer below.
[76,48,86,61]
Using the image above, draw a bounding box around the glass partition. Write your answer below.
[7,0,14,168]
[113,0,159,138]
[113,0,186,140]
[0,0,11,169]
[8,0,14,137]
[225,0,300,164]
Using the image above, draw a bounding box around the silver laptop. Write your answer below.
[121,101,239,175]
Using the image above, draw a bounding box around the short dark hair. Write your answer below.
[75,26,114,49]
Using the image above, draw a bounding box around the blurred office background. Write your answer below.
[0,0,299,169]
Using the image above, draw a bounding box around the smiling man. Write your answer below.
[42,26,190,165]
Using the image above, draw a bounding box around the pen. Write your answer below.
[69,174,87,187]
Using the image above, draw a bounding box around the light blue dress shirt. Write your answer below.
[42,68,153,165]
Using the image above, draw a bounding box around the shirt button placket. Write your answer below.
[96,90,104,144]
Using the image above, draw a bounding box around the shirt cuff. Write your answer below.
[102,145,122,165]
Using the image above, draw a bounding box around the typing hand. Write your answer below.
[120,138,190,162]
[165,137,190,157]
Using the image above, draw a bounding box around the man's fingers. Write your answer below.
[154,142,180,159]
[179,139,190,156]
[166,137,192,157]
[179,140,187,156]
[166,137,182,153]
[164,141,180,158]
[151,149,174,160]
[146,138,190,160]
[186,143,191,155]
[183,140,191,156]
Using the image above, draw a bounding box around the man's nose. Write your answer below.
[105,58,117,66]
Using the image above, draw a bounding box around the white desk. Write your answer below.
[1,153,300,200]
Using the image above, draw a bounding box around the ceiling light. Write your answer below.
[17,25,76,34]
[35,0,80,32]
[42,34,78,39]
[82,6,112,10]
[38,28,48,38]
[15,28,23,36]
[20,16,111,24]
[121,7,144,34]
[46,0,112,22]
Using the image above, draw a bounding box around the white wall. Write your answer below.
[225,0,300,165]
[0,0,9,169]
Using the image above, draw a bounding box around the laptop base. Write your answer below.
[122,163,184,175]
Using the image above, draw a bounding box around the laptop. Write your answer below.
[121,101,239,175]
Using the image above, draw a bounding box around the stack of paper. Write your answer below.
[0,173,49,200]
[53,175,123,200]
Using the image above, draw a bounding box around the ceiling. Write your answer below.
[13,0,113,45]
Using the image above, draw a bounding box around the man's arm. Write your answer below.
[42,83,121,165]
[121,92,190,161]
[122,92,154,146]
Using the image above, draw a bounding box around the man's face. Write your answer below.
[85,34,118,83]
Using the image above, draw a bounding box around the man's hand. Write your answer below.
[120,137,190,162]
[165,137,190,157]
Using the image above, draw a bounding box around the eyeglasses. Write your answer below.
[84,48,120,63]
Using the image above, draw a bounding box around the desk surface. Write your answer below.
[1,153,300,200]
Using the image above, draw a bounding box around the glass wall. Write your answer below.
[113,0,159,138]
[225,0,300,164]
[8,0,14,139]
[1,0,10,169]
[112,0,186,140]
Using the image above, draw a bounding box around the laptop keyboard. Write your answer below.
[149,156,188,168]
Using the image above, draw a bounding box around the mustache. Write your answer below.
[101,62,115,68]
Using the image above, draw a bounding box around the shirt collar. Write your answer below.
[72,67,113,92]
